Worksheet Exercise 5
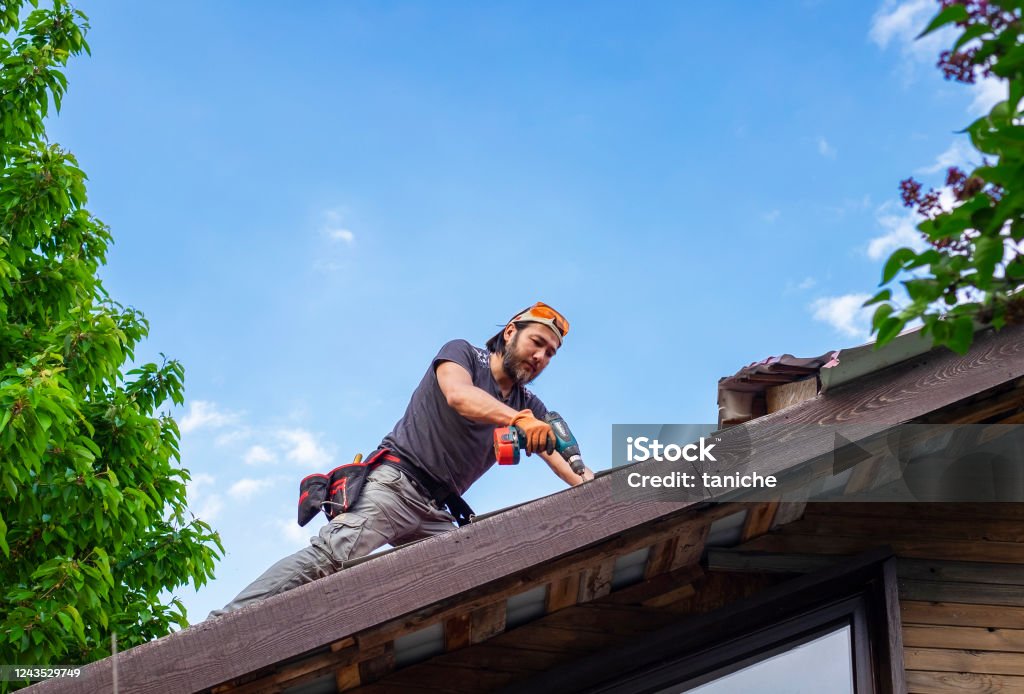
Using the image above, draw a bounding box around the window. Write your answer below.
[511,548,903,694]
[680,624,854,694]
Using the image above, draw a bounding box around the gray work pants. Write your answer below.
[209,464,456,618]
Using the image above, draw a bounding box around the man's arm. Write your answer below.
[436,360,520,425]
[538,449,595,486]
[437,360,592,484]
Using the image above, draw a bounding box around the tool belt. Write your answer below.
[378,456,476,528]
[296,448,475,528]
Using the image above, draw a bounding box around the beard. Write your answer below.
[502,333,537,386]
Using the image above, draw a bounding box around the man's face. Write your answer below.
[502,323,560,386]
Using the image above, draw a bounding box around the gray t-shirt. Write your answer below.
[380,339,548,495]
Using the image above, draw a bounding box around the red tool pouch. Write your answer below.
[297,473,329,526]
[296,448,395,526]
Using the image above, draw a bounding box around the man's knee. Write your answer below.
[316,510,389,565]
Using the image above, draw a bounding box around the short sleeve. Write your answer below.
[524,388,549,420]
[432,339,478,375]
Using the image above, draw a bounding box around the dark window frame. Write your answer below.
[630,593,874,694]
[505,547,905,694]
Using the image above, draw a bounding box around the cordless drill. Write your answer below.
[493,411,586,476]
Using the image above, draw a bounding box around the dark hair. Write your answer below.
[485,321,529,355]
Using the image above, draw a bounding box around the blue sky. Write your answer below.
[45,0,995,621]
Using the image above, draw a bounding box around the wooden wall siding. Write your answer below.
[205,502,788,694]
[722,502,1024,694]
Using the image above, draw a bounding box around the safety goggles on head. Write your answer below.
[509,302,570,344]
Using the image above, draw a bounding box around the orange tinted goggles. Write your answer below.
[510,302,570,339]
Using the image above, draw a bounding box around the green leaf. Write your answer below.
[876,315,907,346]
[948,316,976,355]
[863,289,892,307]
[904,278,942,303]
[974,235,1004,281]
[882,248,919,284]
[953,23,990,52]
[872,303,895,331]
[916,4,969,39]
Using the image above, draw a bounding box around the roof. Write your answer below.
[31,324,1024,693]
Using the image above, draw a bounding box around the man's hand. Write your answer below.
[509,409,555,455]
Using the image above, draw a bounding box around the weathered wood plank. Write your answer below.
[905,647,1024,676]
[214,641,364,694]
[670,522,710,569]
[535,603,680,635]
[643,536,679,579]
[335,662,361,692]
[880,556,908,694]
[711,553,1024,588]
[357,642,395,685]
[600,565,703,606]
[899,580,1024,607]
[906,670,1024,693]
[904,624,1024,652]
[779,514,1024,544]
[898,559,1024,585]
[766,377,818,413]
[641,582,696,608]
[43,325,1024,694]
[803,502,1024,523]
[843,455,887,495]
[545,573,579,613]
[706,548,842,573]
[469,602,506,644]
[901,600,1024,629]
[369,661,524,692]
[443,613,471,652]
[578,559,615,602]
[739,533,1024,564]
[669,571,791,616]
[920,381,1024,424]
[740,501,780,542]
[770,500,807,529]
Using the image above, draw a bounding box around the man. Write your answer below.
[210,302,593,617]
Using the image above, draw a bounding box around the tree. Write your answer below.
[868,0,1024,354]
[0,0,222,681]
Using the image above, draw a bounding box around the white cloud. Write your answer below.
[969,76,1005,117]
[867,202,930,261]
[214,427,252,447]
[193,495,224,522]
[916,139,976,175]
[186,472,224,522]
[869,0,932,50]
[762,209,781,223]
[277,428,333,467]
[328,229,355,244]
[811,294,874,339]
[322,209,356,245]
[816,136,836,158]
[186,472,214,497]
[798,277,816,290]
[244,444,276,466]
[277,517,313,549]
[228,477,274,501]
[869,0,958,81]
[180,401,240,434]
